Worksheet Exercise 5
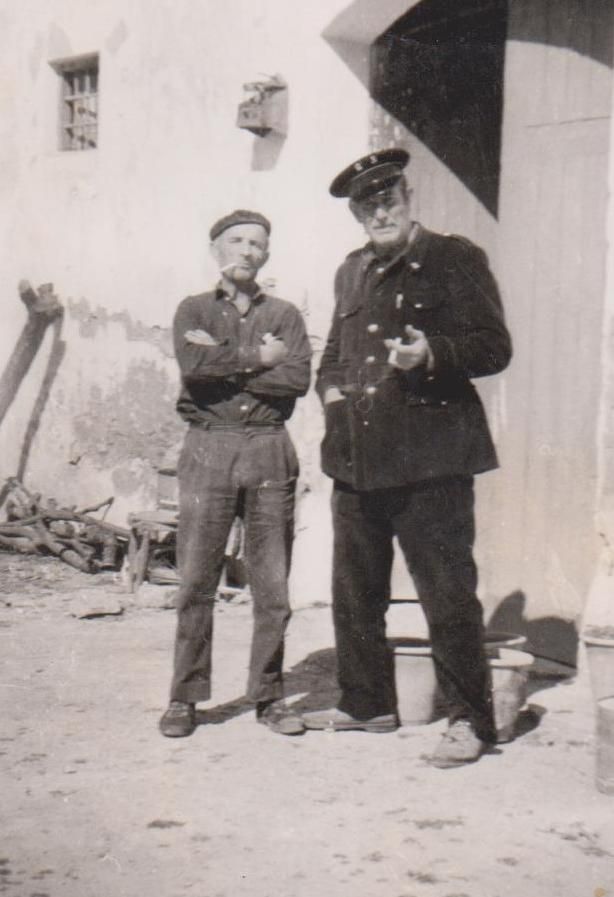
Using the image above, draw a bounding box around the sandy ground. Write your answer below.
[1,552,613,897]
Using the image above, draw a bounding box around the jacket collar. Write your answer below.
[361,222,430,277]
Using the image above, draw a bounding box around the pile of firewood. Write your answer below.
[0,477,129,573]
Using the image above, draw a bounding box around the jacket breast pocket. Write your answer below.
[401,286,448,336]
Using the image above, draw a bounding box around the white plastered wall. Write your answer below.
[0,0,382,605]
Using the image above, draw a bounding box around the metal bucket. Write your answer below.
[392,638,439,725]
[489,648,533,743]
[596,696,614,795]
[485,630,528,656]
[393,639,533,740]
[583,634,614,704]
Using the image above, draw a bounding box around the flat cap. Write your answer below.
[329,148,410,200]
[209,209,271,242]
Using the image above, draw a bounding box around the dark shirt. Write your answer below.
[316,225,512,490]
[174,286,312,426]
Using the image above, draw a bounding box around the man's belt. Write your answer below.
[190,420,284,430]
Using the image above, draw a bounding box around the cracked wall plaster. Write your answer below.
[68,297,174,357]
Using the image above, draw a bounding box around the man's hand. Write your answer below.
[323,386,346,405]
[184,328,219,346]
[259,332,288,367]
[384,325,433,372]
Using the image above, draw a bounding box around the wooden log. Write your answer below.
[0,282,63,427]
[29,520,92,572]
[0,533,37,554]
[0,478,130,574]
[1,479,129,539]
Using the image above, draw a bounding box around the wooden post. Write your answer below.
[0,281,63,427]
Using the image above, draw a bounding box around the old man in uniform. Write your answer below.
[303,150,512,768]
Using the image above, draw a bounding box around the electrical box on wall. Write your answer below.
[237,74,287,137]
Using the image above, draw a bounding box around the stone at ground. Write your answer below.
[68,591,124,618]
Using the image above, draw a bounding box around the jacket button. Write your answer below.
[367,323,379,333]
[414,302,424,309]
[366,355,375,364]
[440,400,448,406]
[363,420,369,427]
[365,385,377,395]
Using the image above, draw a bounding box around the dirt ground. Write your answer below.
[1,552,613,897]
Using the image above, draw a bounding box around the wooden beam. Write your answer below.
[0,281,63,427]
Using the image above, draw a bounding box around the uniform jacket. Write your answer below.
[174,286,312,426]
[316,225,512,490]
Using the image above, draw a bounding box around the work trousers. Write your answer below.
[170,424,298,705]
[331,476,496,742]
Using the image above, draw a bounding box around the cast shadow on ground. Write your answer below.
[195,646,340,727]
[195,641,555,746]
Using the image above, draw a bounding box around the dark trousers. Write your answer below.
[170,425,297,705]
[331,476,495,742]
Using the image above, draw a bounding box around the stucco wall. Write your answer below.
[5,1,612,636]
[0,0,388,603]
[0,2,370,532]
[361,1,614,660]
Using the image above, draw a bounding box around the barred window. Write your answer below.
[51,54,99,151]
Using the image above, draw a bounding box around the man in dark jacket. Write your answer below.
[302,150,512,767]
[159,209,311,738]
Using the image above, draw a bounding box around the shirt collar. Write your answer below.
[214,282,266,303]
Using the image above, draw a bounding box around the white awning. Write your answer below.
[322,0,423,83]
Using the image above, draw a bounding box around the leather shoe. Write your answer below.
[428,719,488,768]
[256,700,305,735]
[302,707,397,733]
[159,701,196,737]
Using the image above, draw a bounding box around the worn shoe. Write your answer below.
[428,719,488,768]
[159,701,196,738]
[256,700,305,736]
[302,707,398,733]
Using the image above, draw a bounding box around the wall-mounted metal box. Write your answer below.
[237,74,287,137]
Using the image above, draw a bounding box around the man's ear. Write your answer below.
[210,240,220,264]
